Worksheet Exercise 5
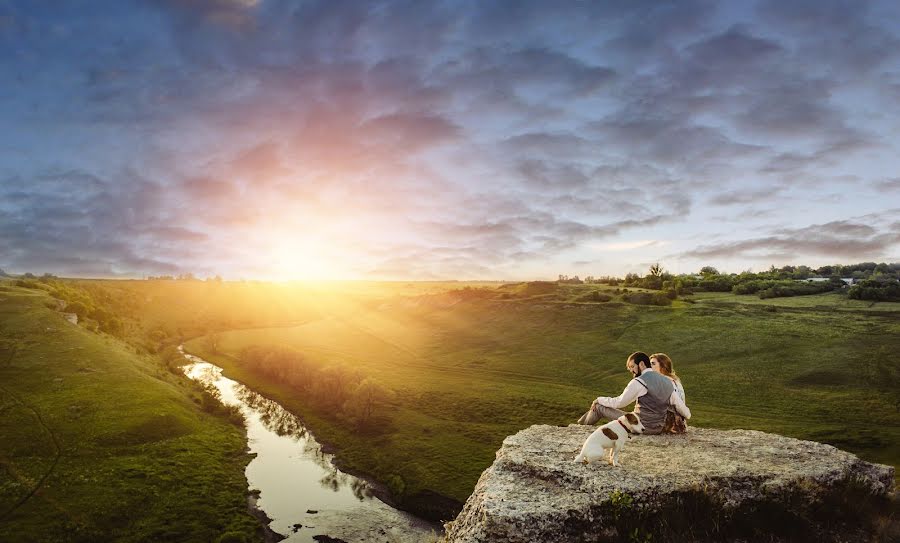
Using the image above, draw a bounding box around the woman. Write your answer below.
[650,353,688,433]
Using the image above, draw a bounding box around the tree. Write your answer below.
[700,266,719,276]
[343,378,394,428]
[315,364,360,408]
[205,332,221,354]
[649,263,664,277]
[66,301,91,319]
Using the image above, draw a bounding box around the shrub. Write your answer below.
[387,474,407,498]
[66,301,92,319]
[757,281,835,299]
[158,345,185,373]
[575,291,612,303]
[849,279,900,302]
[199,390,244,426]
[622,292,672,306]
[519,281,558,296]
[342,378,395,429]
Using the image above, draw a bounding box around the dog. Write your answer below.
[573,412,644,467]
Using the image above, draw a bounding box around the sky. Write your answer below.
[2,0,900,280]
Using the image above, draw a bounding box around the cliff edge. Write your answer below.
[444,425,896,542]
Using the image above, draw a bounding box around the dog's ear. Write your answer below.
[602,428,619,440]
[625,413,639,425]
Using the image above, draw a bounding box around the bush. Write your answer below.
[575,291,612,303]
[622,292,672,306]
[848,279,900,302]
[159,345,185,373]
[520,281,558,296]
[66,301,92,319]
[757,282,835,299]
[342,378,395,429]
[100,316,124,336]
[199,390,244,426]
[387,474,407,498]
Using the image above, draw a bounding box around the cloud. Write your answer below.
[875,178,900,192]
[152,0,261,30]
[228,142,292,183]
[359,112,462,152]
[594,240,665,251]
[687,24,783,66]
[677,217,900,261]
[708,188,784,206]
[0,169,206,276]
[4,1,900,278]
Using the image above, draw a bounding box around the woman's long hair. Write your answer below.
[651,353,679,382]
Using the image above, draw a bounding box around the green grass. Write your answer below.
[180,284,900,519]
[7,277,897,528]
[0,286,262,542]
[690,290,898,310]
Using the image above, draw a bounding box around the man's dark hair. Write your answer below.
[628,351,651,368]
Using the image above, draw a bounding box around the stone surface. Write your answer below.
[444,425,895,542]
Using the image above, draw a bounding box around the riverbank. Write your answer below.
[182,342,465,523]
[181,354,441,542]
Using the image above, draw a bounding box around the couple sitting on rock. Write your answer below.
[578,352,691,434]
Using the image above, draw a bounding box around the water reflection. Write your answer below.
[236,385,308,439]
[181,351,437,543]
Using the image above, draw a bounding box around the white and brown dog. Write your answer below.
[574,412,644,467]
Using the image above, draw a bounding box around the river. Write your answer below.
[180,348,440,543]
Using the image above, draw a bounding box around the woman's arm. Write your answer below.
[675,379,686,403]
[670,388,691,419]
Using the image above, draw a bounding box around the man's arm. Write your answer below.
[596,379,645,409]
[670,389,691,419]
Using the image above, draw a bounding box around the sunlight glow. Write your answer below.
[264,237,342,281]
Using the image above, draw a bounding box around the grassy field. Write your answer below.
[180,283,900,520]
[5,277,897,530]
[0,284,262,542]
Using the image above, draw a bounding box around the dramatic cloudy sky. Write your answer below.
[2,0,900,280]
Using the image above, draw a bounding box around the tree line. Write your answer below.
[13,277,125,335]
[235,344,395,431]
[571,262,900,302]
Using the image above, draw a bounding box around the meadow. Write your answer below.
[3,277,898,533]
[0,284,262,542]
[181,282,900,520]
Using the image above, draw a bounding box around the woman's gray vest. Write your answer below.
[633,371,674,435]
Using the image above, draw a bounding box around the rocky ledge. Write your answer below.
[444,425,895,542]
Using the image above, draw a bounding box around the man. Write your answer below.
[577,351,691,434]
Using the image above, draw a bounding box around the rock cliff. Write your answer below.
[444,425,895,542]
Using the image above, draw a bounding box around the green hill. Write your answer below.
[183,284,900,519]
[0,285,261,542]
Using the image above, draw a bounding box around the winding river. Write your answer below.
[180,348,440,543]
